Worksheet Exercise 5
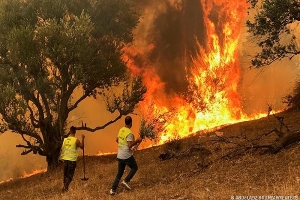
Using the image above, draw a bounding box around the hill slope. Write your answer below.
[1,110,300,200]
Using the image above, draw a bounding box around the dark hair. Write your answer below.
[125,116,132,126]
[70,126,76,133]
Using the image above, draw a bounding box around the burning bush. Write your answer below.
[139,119,156,140]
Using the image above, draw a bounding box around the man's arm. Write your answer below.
[76,135,85,149]
[127,137,142,149]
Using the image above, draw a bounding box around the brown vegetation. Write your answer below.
[1,110,300,199]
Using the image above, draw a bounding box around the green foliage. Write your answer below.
[284,80,300,110]
[246,0,259,8]
[247,0,300,68]
[104,77,147,115]
[0,0,144,168]
[139,119,156,140]
[138,104,175,141]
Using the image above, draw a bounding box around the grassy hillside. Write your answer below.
[1,110,300,200]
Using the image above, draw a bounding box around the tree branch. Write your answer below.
[59,83,77,135]
[75,114,123,132]
[67,90,90,113]
[40,92,51,122]
[27,104,39,128]
[11,64,45,123]
[68,83,100,113]
[15,132,45,155]
[13,129,44,146]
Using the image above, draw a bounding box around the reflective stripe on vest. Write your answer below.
[118,127,131,149]
[60,136,78,161]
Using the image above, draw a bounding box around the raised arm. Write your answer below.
[76,134,85,149]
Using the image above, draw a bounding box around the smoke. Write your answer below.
[132,0,299,115]
[239,60,298,114]
[69,0,300,153]
[133,0,206,95]
[238,19,300,115]
[0,131,46,182]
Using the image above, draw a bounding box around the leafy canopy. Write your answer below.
[247,0,300,68]
[0,0,146,163]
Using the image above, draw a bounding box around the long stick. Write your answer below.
[81,138,88,181]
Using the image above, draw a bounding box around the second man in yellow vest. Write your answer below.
[110,116,142,195]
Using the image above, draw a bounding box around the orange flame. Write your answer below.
[0,178,13,185]
[21,169,47,178]
[0,169,47,184]
[123,1,270,144]
[95,151,116,156]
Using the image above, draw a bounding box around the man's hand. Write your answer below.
[131,145,138,152]
[136,137,142,143]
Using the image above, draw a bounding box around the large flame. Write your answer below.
[123,0,269,144]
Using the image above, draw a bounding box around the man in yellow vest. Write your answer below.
[110,116,142,195]
[59,126,85,192]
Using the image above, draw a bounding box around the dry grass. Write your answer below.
[1,110,300,200]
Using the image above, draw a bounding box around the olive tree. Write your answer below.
[0,0,146,170]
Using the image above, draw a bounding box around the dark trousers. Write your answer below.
[111,156,138,190]
[63,160,77,190]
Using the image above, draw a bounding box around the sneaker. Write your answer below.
[121,180,131,190]
[110,189,116,195]
[61,187,68,193]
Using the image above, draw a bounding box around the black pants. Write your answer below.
[63,160,77,190]
[111,156,138,191]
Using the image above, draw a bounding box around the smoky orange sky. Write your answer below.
[0,0,299,181]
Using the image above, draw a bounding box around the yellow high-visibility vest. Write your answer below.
[59,136,78,161]
[118,127,131,149]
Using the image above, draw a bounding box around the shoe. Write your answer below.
[61,187,68,193]
[110,189,116,195]
[121,180,131,190]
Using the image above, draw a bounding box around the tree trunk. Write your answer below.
[42,122,63,171]
[271,130,300,153]
[46,147,61,171]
